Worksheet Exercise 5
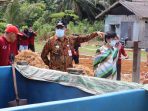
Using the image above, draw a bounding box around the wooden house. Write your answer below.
[96,1,148,48]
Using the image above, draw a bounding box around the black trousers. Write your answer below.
[116,63,121,80]
[28,44,35,52]
[72,55,79,64]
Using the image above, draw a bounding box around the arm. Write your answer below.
[41,40,51,66]
[74,32,104,44]
[121,45,128,59]
[32,31,37,36]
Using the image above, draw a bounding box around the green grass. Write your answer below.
[81,45,97,49]
[80,46,148,61]
[80,48,96,56]
[35,41,46,53]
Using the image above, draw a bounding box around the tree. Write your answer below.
[4,0,21,25]
[20,2,46,26]
[54,0,105,21]
[109,0,118,5]
[42,0,58,12]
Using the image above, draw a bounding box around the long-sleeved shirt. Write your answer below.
[41,32,99,72]
[0,36,10,66]
[117,42,128,64]
[28,31,36,45]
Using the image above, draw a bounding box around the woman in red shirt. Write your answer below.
[19,28,29,51]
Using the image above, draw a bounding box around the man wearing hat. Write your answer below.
[0,25,22,66]
[41,21,104,72]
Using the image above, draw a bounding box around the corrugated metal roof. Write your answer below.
[96,1,148,19]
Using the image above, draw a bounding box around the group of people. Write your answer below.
[9,25,36,55]
[41,21,128,80]
[18,27,36,52]
[41,21,104,71]
[0,22,128,81]
[0,25,36,66]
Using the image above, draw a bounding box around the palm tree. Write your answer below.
[4,0,21,25]
[54,0,105,21]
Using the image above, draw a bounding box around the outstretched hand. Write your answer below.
[97,31,105,39]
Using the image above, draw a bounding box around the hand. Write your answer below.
[97,31,105,39]
[125,55,129,59]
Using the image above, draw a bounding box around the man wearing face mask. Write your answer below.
[41,21,104,72]
[93,31,119,80]
[0,25,22,66]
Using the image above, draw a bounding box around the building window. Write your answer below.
[121,22,133,41]
[109,24,120,32]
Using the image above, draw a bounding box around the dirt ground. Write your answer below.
[78,55,148,84]
[16,50,148,84]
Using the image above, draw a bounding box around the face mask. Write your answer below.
[56,29,64,38]
[109,40,116,47]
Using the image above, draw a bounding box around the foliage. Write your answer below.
[50,10,79,20]
[67,19,104,35]
[35,24,54,41]
[21,25,29,31]
[0,3,7,20]
[0,0,107,41]
[40,11,52,23]
[4,0,21,25]
[20,2,46,26]
[0,22,7,34]
[55,0,104,21]
[50,12,65,19]
[3,0,45,27]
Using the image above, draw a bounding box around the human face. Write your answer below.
[106,38,116,47]
[9,32,17,42]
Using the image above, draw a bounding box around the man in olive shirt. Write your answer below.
[41,22,104,72]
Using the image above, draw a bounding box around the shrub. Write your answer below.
[36,24,54,41]
[0,22,7,34]
[67,20,104,35]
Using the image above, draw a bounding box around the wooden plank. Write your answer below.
[132,41,141,83]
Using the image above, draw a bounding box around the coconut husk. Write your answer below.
[15,50,94,76]
[15,50,48,69]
